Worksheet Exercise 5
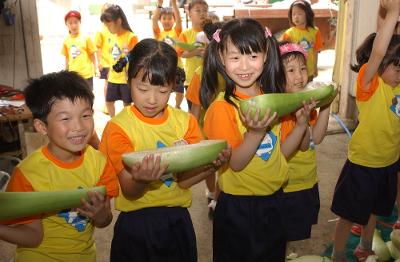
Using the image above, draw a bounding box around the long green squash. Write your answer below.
[174,40,201,51]
[239,83,337,120]
[0,186,105,221]
[122,140,227,173]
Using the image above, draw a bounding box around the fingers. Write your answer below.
[77,191,106,218]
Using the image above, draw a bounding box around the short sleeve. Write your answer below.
[99,122,135,175]
[86,36,97,55]
[203,101,243,148]
[183,114,204,144]
[356,64,379,101]
[314,29,323,52]
[186,71,201,105]
[96,157,119,198]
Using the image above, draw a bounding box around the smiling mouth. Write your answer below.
[237,74,251,80]
[68,135,86,145]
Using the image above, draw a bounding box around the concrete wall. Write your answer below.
[0,0,42,90]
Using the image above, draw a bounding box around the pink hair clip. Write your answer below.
[265,27,272,38]
[279,43,308,59]
[213,29,221,43]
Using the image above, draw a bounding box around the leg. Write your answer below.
[106,102,116,117]
[175,91,184,109]
[205,173,216,219]
[395,172,400,229]
[332,217,352,261]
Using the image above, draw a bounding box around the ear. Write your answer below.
[33,119,48,136]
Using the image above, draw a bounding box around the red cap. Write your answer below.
[64,10,81,22]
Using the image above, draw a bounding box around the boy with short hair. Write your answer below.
[0,71,118,261]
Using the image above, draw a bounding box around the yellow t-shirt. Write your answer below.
[5,146,118,262]
[61,33,97,79]
[95,25,113,68]
[177,28,203,86]
[280,112,319,192]
[99,105,203,212]
[153,26,184,69]
[204,92,288,196]
[108,31,138,84]
[348,64,400,168]
[282,26,323,77]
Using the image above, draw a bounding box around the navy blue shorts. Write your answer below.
[213,191,287,262]
[85,77,93,91]
[106,82,132,103]
[331,159,399,225]
[282,184,320,241]
[175,82,185,93]
[110,207,197,262]
[99,67,109,80]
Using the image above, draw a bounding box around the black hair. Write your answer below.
[200,18,285,109]
[127,38,178,87]
[160,7,175,19]
[279,40,307,66]
[351,33,400,74]
[100,4,132,32]
[24,71,94,123]
[188,0,208,11]
[288,0,315,28]
[203,21,225,41]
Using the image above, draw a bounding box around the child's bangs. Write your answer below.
[226,29,265,55]
[140,60,174,87]
[100,12,113,22]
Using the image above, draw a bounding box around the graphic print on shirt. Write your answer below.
[58,209,89,232]
[390,95,400,118]
[70,44,81,59]
[111,43,121,61]
[256,131,277,161]
[156,141,174,187]
[298,37,312,51]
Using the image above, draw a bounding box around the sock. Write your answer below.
[206,190,215,200]
[360,238,373,251]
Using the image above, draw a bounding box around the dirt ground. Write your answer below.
[0,132,350,261]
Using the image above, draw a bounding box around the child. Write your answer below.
[282,0,323,82]
[176,0,208,110]
[100,4,139,117]
[99,38,230,262]
[95,3,113,115]
[330,0,400,261]
[202,18,315,261]
[62,10,97,91]
[151,0,185,109]
[278,41,331,245]
[0,71,118,261]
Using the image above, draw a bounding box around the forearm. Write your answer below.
[189,104,201,120]
[96,50,102,69]
[229,131,265,171]
[281,123,307,158]
[178,165,217,189]
[90,54,97,71]
[118,169,148,200]
[312,106,330,144]
[172,1,182,28]
[374,9,398,57]
[181,50,198,58]
[0,221,43,247]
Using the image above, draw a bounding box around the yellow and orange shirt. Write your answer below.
[99,105,203,212]
[282,26,323,77]
[61,33,97,79]
[203,92,288,196]
[348,64,400,168]
[176,28,203,86]
[3,145,118,262]
[95,25,113,68]
[153,26,184,68]
[280,110,318,192]
[108,31,138,84]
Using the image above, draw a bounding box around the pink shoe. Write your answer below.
[353,245,375,262]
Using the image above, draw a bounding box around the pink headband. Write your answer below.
[279,43,308,59]
[212,27,273,43]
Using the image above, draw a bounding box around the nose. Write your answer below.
[147,91,157,104]
[71,118,84,132]
[239,57,250,70]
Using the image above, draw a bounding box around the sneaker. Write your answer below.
[351,224,361,236]
[353,245,376,262]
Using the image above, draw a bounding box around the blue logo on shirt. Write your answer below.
[111,43,121,60]
[58,209,89,232]
[256,131,277,161]
[390,95,400,118]
[299,37,312,51]
[70,44,81,59]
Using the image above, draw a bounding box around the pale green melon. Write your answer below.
[239,83,337,120]
[122,140,227,173]
[0,186,105,220]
